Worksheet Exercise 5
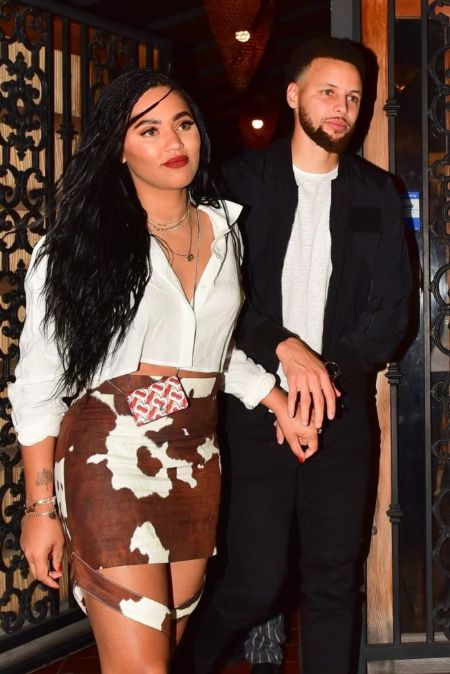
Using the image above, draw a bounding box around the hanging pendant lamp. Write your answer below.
[203,0,276,91]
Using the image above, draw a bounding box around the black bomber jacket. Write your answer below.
[222,136,413,395]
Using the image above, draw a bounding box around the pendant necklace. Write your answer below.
[153,207,200,262]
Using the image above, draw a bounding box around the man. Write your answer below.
[193,37,412,674]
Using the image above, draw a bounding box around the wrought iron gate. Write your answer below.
[359,0,450,670]
[0,1,170,670]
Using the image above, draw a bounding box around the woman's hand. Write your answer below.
[273,405,319,462]
[261,386,319,462]
[20,516,65,589]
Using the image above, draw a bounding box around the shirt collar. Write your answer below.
[198,200,242,240]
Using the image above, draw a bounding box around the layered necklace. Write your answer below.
[148,203,200,263]
[147,204,190,233]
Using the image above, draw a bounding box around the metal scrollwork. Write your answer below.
[0,0,54,641]
[0,0,170,657]
[0,51,48,159]
[432,378,450,418]
[0,448,26,634]
[434,588,450,640]
[429,0,450,25]
[0,1,20,46]
[427,0,450,640]
[88,30,138,108]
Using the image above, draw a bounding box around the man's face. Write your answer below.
[287,57,362,153]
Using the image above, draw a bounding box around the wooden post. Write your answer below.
[361,0,394,656]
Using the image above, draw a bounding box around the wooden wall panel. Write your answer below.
[361,0,394,651]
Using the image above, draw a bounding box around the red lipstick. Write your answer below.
[163,155,189,168]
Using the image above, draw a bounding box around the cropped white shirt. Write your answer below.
[9,201,275,445]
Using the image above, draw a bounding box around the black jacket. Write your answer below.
[223,136,412,399]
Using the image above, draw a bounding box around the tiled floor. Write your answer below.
[33,618,299,674]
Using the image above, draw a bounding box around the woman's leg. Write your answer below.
[170,558,208,644]
[83,563,170,674]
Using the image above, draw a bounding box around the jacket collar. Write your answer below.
[267,135,353,181]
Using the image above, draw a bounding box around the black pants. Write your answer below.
[192,396,380,674]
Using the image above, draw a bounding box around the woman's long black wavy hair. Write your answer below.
[38,70,220,394]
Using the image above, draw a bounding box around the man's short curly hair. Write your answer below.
[286,36,366,84]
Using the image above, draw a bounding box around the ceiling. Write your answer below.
[66,0,331,161]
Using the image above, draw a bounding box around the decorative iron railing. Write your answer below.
[0,1,171,668]
[360,0,450,670]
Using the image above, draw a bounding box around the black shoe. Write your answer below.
[251,665,283,674]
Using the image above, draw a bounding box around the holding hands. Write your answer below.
[276,337,340,428]
[262,386,319,462]
[263,336,340,460]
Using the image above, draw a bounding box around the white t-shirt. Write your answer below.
[277,164,338,391]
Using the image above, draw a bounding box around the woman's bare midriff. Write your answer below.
[131,362,218,379]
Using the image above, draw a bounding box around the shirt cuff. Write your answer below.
[13,415,63,446]
[222,347,276,409]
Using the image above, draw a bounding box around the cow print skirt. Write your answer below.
[54,374,220,630]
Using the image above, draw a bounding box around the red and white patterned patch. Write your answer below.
[127,376,189,426]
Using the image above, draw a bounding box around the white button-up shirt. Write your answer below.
[9,201,275,445]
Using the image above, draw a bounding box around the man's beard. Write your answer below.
[298,104,354,153]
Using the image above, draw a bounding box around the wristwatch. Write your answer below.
[324,361,342,381]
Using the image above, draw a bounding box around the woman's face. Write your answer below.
[122,86,201,195]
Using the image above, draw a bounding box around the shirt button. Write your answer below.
[215,253,222,259]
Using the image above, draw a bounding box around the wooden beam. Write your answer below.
[362,0,389,171]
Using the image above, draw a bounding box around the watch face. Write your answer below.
[325,361,341,380]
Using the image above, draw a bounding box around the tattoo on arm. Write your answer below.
[35,468,53,488]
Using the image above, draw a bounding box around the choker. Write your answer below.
[147,205,190,232]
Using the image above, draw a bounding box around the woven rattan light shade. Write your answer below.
[204,0,275,91]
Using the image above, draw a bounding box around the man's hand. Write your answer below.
[276,337,339,428]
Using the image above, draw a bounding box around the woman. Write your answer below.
[9,70,318,673]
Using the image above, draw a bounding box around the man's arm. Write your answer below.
[325,177,412,379]
[223,153,337,428]
[236,302,337,427]
[233,176,412,427]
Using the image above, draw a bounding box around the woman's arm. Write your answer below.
[222,346,319,461]
[9,237,68,446]
[20,438,65,589]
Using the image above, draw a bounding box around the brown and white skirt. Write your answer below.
[54,374,220,632]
